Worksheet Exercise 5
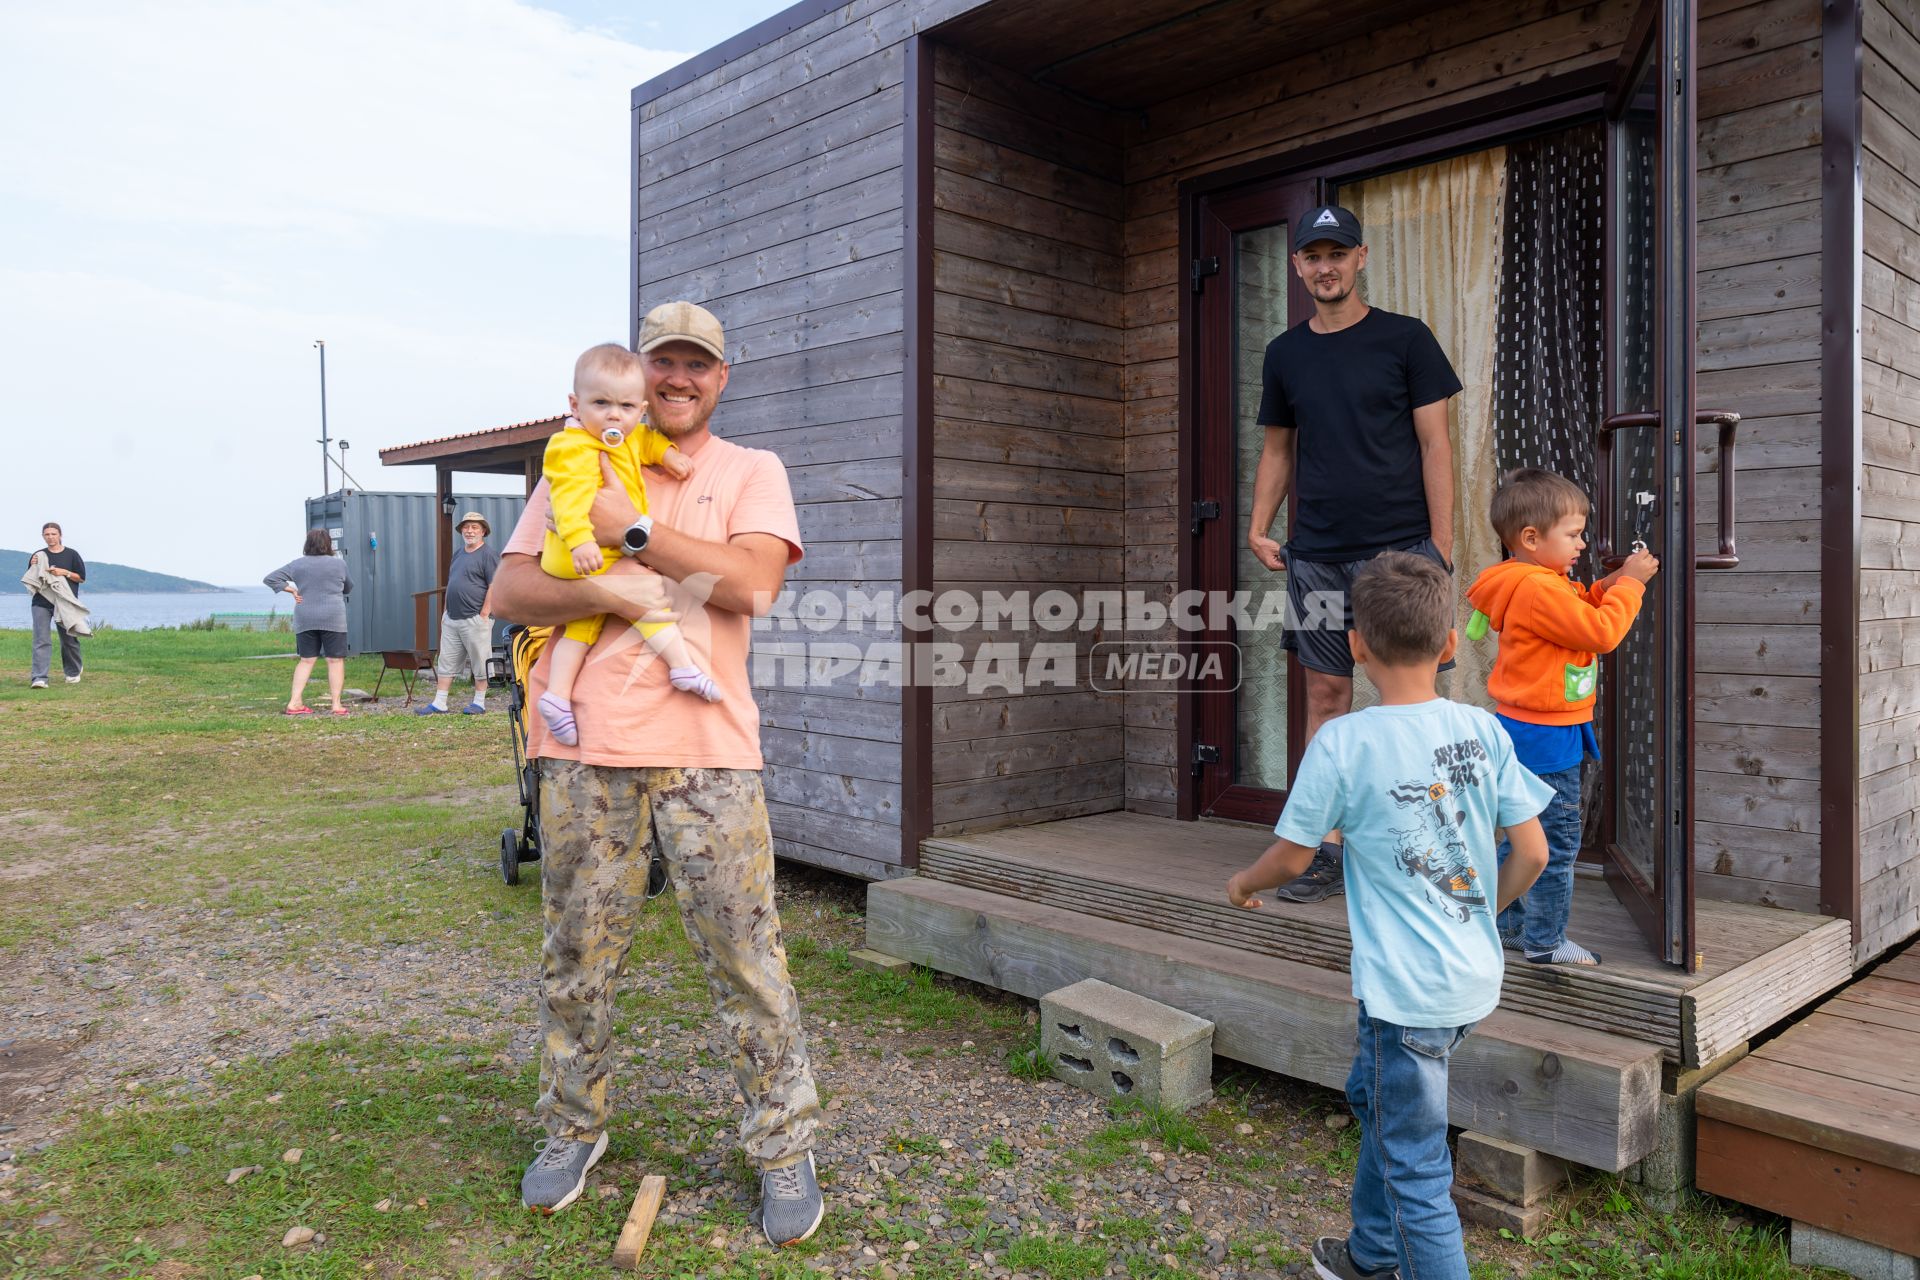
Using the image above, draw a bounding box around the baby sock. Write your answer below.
[669,667,724,703]
[1526,938,1601,967]
[537,692,579,746]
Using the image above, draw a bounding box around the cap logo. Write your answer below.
[1313,209,1340,227]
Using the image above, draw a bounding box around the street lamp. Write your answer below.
[315,339,331,496]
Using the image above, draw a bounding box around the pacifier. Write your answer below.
[601,426,625,447]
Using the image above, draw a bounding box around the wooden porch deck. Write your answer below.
[911,812,1853,1068]
[865,812,1857,1172]
[1696,945,1920,1257]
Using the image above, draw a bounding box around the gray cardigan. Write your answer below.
[263,555,352,634]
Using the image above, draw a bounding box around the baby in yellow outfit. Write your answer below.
[536,343,721,747]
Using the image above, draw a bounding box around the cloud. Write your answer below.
[0,0,689,239]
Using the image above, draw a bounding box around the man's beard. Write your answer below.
[1314,280,1354,304]
[646,406,710,438]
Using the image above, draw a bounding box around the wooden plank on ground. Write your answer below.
[866,876,1662,1170]
[612,1175,668,1269]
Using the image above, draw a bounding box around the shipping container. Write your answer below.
[302,489,524,655]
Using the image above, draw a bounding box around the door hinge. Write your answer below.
[1191,742,1221,775]
[1191,498,1221,536]
[1190,255,1221,292]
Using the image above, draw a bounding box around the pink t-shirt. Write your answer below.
[504,433,803,769]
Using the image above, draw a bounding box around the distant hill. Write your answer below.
[2,549,226,594]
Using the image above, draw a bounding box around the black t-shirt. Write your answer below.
[1256,308,1462,561]
[28,547,84,611]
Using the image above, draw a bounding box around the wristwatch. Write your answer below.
[621,514,654,556]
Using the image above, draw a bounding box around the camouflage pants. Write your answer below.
[534,760,820,1168]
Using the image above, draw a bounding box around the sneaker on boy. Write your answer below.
[1466,468,1660,968]
[1227,553,1553,1280]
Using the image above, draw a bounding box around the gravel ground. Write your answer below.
[0,865,1496,1279]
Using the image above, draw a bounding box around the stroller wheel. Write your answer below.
[500,828,522,886]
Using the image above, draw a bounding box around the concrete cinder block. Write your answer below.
[848,948,912,976]
[1791,1221,1920,1280]
[1455,1131,1569,1208]
[1452,1183,1551,1238]
[1631,1089,1696,1212]
[1039,979,1214,1113]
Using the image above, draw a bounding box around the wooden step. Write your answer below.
[1696,962,1920,1257]
[918,812,1855,1067]
[867,875,1663,1171]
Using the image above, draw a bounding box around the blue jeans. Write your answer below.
[1495,763,1582,953]
[1346,1002,1475,1280]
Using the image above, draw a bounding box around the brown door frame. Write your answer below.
[1177,71,1612,824]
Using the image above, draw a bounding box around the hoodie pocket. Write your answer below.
[1564,659,1598,702]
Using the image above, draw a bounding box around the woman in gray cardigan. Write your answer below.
[264,529,353,716]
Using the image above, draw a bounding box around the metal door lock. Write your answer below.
[1630,491,1656,555]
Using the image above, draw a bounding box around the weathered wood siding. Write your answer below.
[928,46,1130,833]
[1691,0,1827,910]
[1115,0,1641,815]
[1857,0,1920,960]
[634,0,989,877]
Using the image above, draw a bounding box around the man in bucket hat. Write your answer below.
[490,301,824,1244]
[417,510,500,715]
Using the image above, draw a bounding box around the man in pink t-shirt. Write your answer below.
[490,302,824,1245]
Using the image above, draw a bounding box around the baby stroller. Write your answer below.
[491,625,549,886]
[488,624,668,901]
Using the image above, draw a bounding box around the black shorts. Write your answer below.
[1281,537,1456,677]
[296,629,348,659]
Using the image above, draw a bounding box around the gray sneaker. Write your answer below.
[1312,1235,1399,1280]
[29,678,47,689]
[759,1152,824,1246]
[520,1132,608,1214]
[1274,842,1345,903]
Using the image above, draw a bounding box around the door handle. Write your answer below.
[1594,410,1741,569]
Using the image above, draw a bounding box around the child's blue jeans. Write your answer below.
[1345,1002,1475,1280]
[1494,763,1583,953]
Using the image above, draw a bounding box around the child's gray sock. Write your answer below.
[1525,939,1601,966]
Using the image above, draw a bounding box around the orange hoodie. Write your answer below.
[1464,560,1646,726]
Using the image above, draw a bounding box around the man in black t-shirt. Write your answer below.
[27,522,86,688]
[1246,205,1461,903]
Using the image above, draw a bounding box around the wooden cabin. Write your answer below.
[630,0,1920,1194]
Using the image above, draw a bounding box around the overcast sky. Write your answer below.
[0,0,790,583]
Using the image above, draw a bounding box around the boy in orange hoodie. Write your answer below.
[1464,469,1658,966]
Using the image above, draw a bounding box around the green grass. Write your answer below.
[1006,1233,1109,1280]
[0,631,1846,1279]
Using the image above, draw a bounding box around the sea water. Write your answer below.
[1,587,287,631]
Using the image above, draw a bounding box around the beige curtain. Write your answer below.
[1347,150,1507,709]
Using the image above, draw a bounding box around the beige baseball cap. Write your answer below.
[455,511,490,534]
[638,300,726,361]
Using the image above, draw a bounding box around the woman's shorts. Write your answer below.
[296,629,348,659]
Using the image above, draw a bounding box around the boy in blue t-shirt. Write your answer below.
[1227,552,1553,1280]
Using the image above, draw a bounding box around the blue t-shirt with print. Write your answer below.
[1275,698,1554,1027]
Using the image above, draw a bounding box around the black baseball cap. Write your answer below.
[1293,205,1363,251]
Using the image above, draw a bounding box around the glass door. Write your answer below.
[1190,181,1314,823]
[1599,5,1698,969]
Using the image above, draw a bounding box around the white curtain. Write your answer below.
[1347,149,1508,708]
